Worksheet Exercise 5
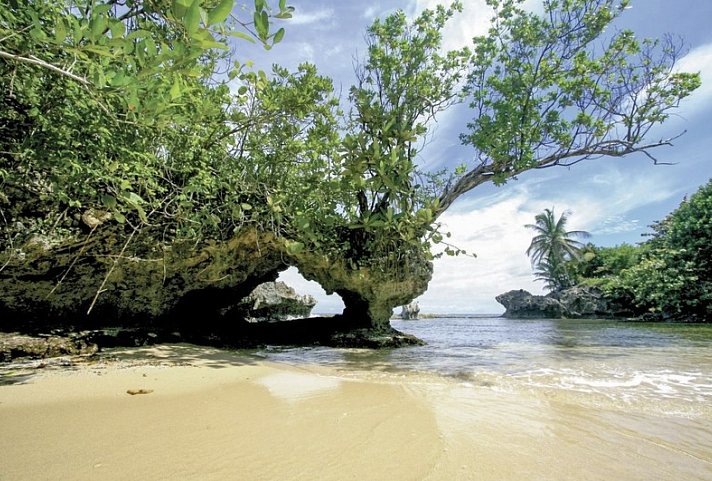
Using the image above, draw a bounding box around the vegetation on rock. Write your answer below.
[602,180,712,321]
[0,0,702,338]
[535,180,712,322]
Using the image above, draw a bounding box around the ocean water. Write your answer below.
[256,316,712,418]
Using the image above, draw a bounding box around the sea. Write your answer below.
[258,315,712,418]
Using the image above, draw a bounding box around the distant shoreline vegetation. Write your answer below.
[513,179,712,323]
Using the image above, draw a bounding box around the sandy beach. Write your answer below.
[1,344,711,481]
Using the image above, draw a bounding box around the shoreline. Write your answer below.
[2,344,711,481]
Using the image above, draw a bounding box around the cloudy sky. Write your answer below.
[241,0,712,314]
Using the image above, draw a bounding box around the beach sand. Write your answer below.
[1,344,710,481]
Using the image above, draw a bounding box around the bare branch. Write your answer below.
[0,50,91,86]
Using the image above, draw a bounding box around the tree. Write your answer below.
[616,180,712,320]
[526,208,589,291]
[436,0,700,213]
[0,0,296,238]
[0,0,703,335]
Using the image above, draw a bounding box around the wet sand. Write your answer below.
[1,345,711,481]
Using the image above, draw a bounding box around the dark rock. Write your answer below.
[496,289,565,318]
[496,286,630,319]
[234,281,316,322]
[549,285,613,318]
[0,332,98,362]
[329,327,425,348]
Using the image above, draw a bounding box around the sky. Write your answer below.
[239,0,712,314]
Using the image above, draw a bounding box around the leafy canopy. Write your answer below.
[615,180,712,320]
[0,0,702,286]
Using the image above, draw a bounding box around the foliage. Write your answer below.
[571,242,641,284]
[556,181,711,321]
[615,181,712,320]
[438,0,700,212]
[568,242,642,307]
[525,208,589,291]
[0,0,295,245]
[339,2,472,263]
[0,0,702,313]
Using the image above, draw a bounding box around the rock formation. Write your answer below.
[235,281,316,322]
[495,290,565,319]
[496,286,628,319]
[0,332,98,362]
[0,226,431,348]
[400,302,420,320]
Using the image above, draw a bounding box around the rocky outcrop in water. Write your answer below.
[400,302,420,320]
[235,281,316,322]
[495,290,565,318]
[496,286,627,319]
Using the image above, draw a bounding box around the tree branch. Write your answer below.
[0,50,90,86]
[435,134,684,219]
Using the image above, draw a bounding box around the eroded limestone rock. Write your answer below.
[1,225,431,346]
[290,246,433,332]
[236,281,316,322]
[0,332,98,362]
[496,290,565,318]
[400,302,420,320]
[496,286,629,319]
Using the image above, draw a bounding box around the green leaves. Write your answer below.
[183,0,203,35]
[172,0,192,19]
[273,27,285,45]
[615,179,712,319]
[208,0,234,26]
[285,240,305,255]
[249,1,293,48]
[253,9,269,40]
[229,31,256,43]
[461,0,700,196]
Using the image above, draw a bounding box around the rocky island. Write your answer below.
[495,286,632,319]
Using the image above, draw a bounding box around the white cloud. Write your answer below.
[294,42,316,63]
[363,5,378,19]
[324,45,343,58]
[419,194,545,313]
[593,216,640,235]
[409,0,543,52]
[289,7,335,27]
[415,167,681,313]
[409,0,491,52]
[675,42,712,117]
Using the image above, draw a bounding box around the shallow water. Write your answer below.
[260,317,712,416]
[252,317,712,479]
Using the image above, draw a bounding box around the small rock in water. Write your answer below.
[126,389,153,395]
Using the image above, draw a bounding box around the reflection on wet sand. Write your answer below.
[1,343,711,481]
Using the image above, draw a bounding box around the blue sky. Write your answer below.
[241,1,712,314]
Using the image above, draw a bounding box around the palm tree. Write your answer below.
[525,208,590,291]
